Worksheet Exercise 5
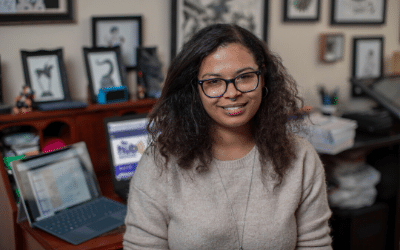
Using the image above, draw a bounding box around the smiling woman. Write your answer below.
[123,23,333,250]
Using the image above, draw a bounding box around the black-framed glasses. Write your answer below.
[198,71,261,98]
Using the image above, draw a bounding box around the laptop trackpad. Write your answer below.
[87,217,122,230]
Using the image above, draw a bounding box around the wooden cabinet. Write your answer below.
[0,99,156,250]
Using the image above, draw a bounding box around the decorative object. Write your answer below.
[136,47,163,99]
[83,46,128,103]
[331,0,387,25]
[171,0,269,59]
[12,85,35,114]
[319,33,344,62]
[20,48,70,104]
[0,0,74,25]
[283,0,320,22]
[92,16,142,71]
[352,37,384,96]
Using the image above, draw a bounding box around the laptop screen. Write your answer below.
[104,114,150,183]
[11,142,101,223]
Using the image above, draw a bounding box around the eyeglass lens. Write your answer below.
[201,72,259,97]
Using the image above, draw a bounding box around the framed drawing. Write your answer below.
[0,0,74,25]
[352,37,384,96]
[92,16,142,71]
[83,46,127,103]
[331,0,386,25]
[283,0,320,22]
[171,0,269,60]
[319,33,344,63]
[20,48,70,104]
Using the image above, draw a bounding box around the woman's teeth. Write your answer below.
[224,105,244,110]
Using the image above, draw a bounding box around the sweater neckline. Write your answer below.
[212,145,257,169]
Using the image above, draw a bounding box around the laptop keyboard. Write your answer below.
[38,198,124,235]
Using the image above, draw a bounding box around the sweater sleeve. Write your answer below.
[295,141,333,250]
[123,149,170,250]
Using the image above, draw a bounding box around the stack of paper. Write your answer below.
[2,132,40,157]
[300,113,358,155]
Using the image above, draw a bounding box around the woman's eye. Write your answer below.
[206,79,220,85]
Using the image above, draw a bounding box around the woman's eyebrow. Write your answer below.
[200,67,256,79]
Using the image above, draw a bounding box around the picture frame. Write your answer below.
[171,0,269,60]
[20,48,70,104]
[352,37,384,96]
[331,0,387,25]
[319,33,344,63]
[283,0,320,22]
[92,16,142,71]
[0,0,74,25]
[83,46,128,103]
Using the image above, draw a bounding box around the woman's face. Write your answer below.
[197,43,264,131]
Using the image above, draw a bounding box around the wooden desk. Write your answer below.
[0,99,156,250]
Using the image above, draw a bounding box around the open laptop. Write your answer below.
[10,141,127,245]
[103,114,150,201]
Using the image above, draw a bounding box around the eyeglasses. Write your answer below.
[198,71,261,98]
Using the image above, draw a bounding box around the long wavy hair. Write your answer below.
[147,23,305,186]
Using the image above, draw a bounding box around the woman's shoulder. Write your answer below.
[289,133,325,177]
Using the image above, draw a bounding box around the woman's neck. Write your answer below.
[211,124,255,161]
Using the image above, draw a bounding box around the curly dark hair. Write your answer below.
[147,23,305,185]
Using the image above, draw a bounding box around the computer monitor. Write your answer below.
[103,113,150,200]
[351,75,400,120]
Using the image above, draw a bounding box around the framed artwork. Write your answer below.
[283,0,320,22]
[92,16,142,71]
[331,0,386,25]
[20,48,70,104]
[319,33,344,63]
[171,0,269,60]
[83,46,127,103]
[0,0,74,25]
[352,37,384,96]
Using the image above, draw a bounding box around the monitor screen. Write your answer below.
[104,114,150,181]
[351,76,400,120]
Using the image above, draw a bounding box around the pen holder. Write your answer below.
[321,104,337,116]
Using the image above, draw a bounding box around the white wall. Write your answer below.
[0,0,399,110]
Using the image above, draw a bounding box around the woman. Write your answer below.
[123,24,332,250]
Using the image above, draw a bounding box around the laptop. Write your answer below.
[10,141,127,245]
[103,114,150,201]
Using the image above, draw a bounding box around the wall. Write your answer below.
[0,0,399,110]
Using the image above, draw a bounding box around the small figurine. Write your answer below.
[12,85,35,114]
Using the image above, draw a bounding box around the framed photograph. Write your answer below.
[92,16,142,71]
[20,48,70,104]
[83,46,127,103]
[171,0,269,60]
[0,0,74,25]
[319,33,344,63]
[331,0,386,25]
[352,37,384,96]
[283,0,320,22]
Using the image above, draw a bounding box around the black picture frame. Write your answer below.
[283,0,320,22]
[0,0,74,25]
[331,0,387,25]
[20,48,71,104]
[92,16,142,71]
[351,36,384,96]
[83,46,128,103]
[171,0,269,60]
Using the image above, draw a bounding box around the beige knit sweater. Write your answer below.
[123,135,332,249]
